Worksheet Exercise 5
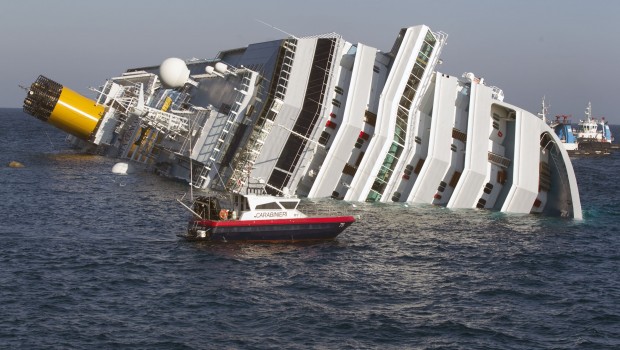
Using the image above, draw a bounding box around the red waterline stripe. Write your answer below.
[195,216,355,227]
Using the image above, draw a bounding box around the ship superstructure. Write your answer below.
[22,25,582,218]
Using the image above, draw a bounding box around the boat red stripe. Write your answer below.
[195,216,355,227]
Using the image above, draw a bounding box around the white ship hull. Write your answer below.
[22,25,582,219]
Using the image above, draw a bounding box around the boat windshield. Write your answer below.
[280,201,298,209]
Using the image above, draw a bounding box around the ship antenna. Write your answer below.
[538,96,549,123]
[255,19,299,39]
[585,101,592,121]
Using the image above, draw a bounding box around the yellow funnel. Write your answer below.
[23,75,105,141]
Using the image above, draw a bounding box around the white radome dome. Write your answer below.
[159,58,190,88]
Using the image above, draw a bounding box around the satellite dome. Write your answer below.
[159,58,190,88]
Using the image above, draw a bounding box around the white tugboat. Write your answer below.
[549,101,614,156]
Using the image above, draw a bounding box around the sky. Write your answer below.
[2,0,619,123]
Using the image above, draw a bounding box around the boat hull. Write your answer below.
[568,140,613,156]
[186,216,355,242]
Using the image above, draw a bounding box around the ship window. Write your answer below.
[399,95,412,110]
[334,86,344,95]
[438,181,447,192]
[451,144,457,152]
[256,202,282,210]
[415,136,422,144]
[280,201,298,209]
[497,169,507,185]
[220,103,231,115]
[266,110,278,121]
[420,41,433,58]
[364,110,377,126]
[354,140,363,149]
[484,183,494,194]
[492,121,499,129]
[413,159,425,174]
[424,31,437,46]
[373,65,380,73]
[332,99,341,108]
[242,197,250,211]
[449,171,461,187]
[371,180,387,194]
[366,190,381,202]
[416,52,429,68]
[319,131,331,146]
[342,163,357,177]
[412,63,425,79]
[267,169,291,193]
[476,198,487,209]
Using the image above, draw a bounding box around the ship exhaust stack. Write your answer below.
[23,75,105,140]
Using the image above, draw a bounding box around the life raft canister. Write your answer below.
[219,209,228,220]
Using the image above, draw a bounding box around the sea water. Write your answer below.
[1,108,618,349]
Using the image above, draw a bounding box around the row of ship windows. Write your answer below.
[371,45,433,197]
[331,38,436,197]
[255,201,298,210]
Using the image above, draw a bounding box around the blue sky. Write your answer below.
[2,0,619,123]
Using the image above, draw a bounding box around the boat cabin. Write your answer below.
[192,192,306,221]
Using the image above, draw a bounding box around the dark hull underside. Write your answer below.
[568,140,614,156]
[185,216,355,242]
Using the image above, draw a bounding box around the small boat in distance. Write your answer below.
[545,99,615,155]
[550,114,578,152]
[574,102,614,144]
[180,185,355,243]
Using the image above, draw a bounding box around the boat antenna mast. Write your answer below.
[176,114,203,218]
[538,96,549,124]
[585,101,593,122]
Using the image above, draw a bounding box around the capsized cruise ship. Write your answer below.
[22,25,582,218]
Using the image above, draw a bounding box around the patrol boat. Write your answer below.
[181,186,355,242]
